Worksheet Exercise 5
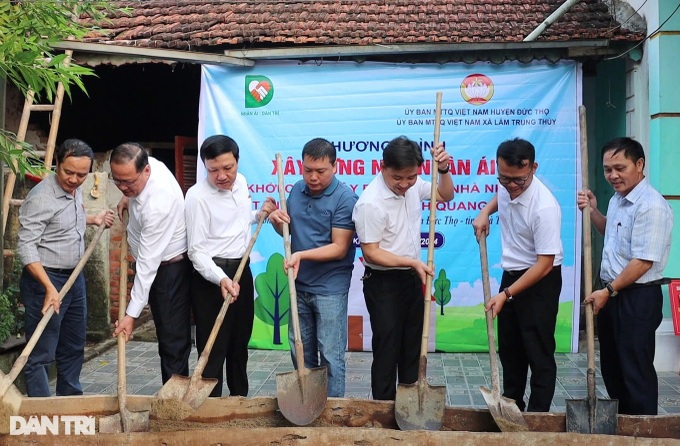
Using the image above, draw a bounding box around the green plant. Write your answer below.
[0,1,129,174]
[0,254,25,344]
[5,272,23,337]
[0,290,15,344]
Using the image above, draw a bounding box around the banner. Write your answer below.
[198,60,582,353]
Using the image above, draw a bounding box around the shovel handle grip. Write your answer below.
[427,91,443,268]
[0,221,108,397]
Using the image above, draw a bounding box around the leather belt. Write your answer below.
[212,257,247,268]
[159,253,187,266]
[364,266,415,276]
[44,266,75,275]
[602,278,670,291]
[506,265,561,277]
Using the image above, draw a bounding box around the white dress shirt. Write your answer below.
[185,173,258,285]
[352,174,431,270]
[498,176,563,271]
[126,157,188,318]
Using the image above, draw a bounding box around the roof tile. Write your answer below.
[80,0,643,49]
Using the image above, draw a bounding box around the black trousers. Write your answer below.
[362,267,423,400]
[148,257,192,384]
[191,260,254,397]
[498,266,561,412]
[597,285,662,415]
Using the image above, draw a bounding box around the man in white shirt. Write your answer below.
[110,142,192,384]
[185,135,275,397]
[473,138,563,412]
[578,137,672,415]
[352,136,453,400]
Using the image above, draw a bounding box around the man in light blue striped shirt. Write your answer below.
[578,137,673,415]
[18,139,114,396]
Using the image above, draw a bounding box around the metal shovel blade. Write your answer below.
[479,385,530,432]
[150,374,218,420]
[395,381,446,431]
[566,397,619,434]
[275,366,327,426]
[99,407,150,433]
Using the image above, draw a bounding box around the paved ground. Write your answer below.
[64,321,680,414]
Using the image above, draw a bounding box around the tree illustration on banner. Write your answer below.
[433,269,451,315]
[254,253,290,345]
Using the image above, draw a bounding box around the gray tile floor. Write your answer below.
[65,339,680,415]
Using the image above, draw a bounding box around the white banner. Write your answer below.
[198,60,583,353]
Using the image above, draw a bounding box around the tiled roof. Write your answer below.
[80,0,643,51]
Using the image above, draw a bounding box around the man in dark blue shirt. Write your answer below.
[270,138,358,397]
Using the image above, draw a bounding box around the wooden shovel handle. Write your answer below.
[479,235,502,396]
[579,106,597,404]
[417,92,443,377]
[118,211,129,411]
[275,154,305,374]
[191,211,268,379]
[0,220,108,397]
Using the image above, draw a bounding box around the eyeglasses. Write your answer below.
[110,170,143,187]
[497,174,530,186]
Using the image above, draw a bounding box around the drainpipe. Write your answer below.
[524,0,582,41]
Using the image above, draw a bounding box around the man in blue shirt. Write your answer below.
[270,138,358,397]
[578,137,673,415]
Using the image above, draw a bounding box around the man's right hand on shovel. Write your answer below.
[113,314,135,342]
[220,277,239,303]
[41,285,61,315]
[412,259,434,285]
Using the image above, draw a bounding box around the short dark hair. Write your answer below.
[200,135,240,163]
[601,137,645,168]
[110,142,149,172]
[302,138,336,164]
[496,138,535,168]
[383,136,424,170]
[56,139,94,167]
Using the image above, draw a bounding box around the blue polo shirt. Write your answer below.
[288,176,358,294]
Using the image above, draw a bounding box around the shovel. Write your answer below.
[0,221,108,417]
[565,105,618,434]
[395,91,446,431]
[151,211,268,421]
[100,211,149,432]
[274,153,328,426]
[478,235,530,432]
[90,174,101,198]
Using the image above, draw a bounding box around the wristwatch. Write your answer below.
[605,283,618,298]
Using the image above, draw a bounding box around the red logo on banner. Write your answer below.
[460,74,494,106]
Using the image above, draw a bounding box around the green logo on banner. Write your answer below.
[245,75,274,108]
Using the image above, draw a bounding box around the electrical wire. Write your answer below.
[605,0,648,35]
[605,1,680,60]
